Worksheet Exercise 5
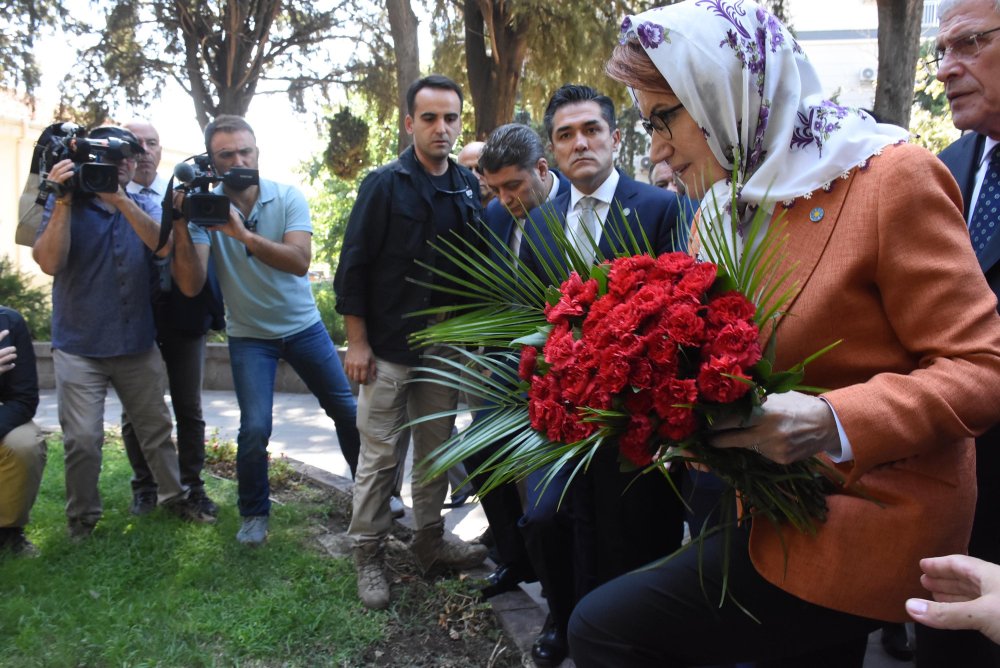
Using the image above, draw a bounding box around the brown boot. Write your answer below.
[411,525,488,575]
[354,542,390,610]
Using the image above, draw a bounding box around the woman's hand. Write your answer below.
[707,390,841,464]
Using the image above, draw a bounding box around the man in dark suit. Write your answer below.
[464,124,570,605]
[917,1,1000,665]
[515,84,693,667]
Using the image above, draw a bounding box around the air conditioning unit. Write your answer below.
[859,66,877,82]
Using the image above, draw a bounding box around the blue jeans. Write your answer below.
[229,320,360,517]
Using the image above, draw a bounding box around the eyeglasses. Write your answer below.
[926,26,1000,72]
[640,103,685,139]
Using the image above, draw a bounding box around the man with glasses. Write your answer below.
[171,115,361,547]
[34,125,214,540]
[917,1,1000,665]
[119,120,224,520]
[335,75,488,610]
[516,83,692,667]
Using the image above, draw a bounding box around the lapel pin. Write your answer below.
[622,207,631,217]
[466,189,474,198]
[809,207,824,223]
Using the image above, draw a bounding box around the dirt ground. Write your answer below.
[213,462,524,668]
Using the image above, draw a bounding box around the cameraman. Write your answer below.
[33,125,214,541]
[170,115,360,547]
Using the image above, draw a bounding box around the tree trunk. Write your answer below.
[464,0,528,139]
[387,0,420,154]
[874,0,925,128]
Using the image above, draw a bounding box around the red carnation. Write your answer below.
[675,261,718,298]
[620,415,655,467]
[545,272,599,324]
[697,355,752,403]
[664,300,707,346]
[707,292,757,326]
[705,321,762,368]
[519,345,538,381]
[650,252,697,282]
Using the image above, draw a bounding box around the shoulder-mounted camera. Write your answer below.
[36,123,143,199]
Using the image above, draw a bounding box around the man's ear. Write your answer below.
[536,157,549,179]
[611,128,622,151]
[404,115,415,135]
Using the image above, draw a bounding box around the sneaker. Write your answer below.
[130,490,158,516]
[67,519,96,543]
[389,495,405,519]
[236,515,269,546]
[0,528,38,557]
[354,543,390,610]
[188,488,219,517]
[164,496,217,524]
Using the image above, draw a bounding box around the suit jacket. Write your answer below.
[746,142,1000,622]
[939,131,1000,566]
[520,169,695,279]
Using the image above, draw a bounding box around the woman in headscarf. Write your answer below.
[567,1,1000,666]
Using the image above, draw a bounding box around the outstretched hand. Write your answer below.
[707,390,840,464]
[906,554,1000,644]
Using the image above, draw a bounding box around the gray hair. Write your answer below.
[479,123,546,174]
[938,0,1000,18]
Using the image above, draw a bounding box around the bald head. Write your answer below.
[456,141,493,205]
[124,120,162,187]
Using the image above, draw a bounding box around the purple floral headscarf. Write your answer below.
[620,0,907,208]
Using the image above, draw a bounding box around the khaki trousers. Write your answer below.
[55,348,185,523]
[0,421,47,527]
[349,346,459,545]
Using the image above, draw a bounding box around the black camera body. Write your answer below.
[37,123,139,197]
[174,154,259,227]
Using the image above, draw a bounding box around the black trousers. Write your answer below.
[568,524,880,667]
[915,430,1000,668]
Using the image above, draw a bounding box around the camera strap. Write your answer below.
[155,175,177,253]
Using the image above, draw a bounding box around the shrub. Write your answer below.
[0,255,51,339]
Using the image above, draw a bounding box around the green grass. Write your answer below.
[0,434,383,667]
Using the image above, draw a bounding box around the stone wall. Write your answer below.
[33,342,351,394]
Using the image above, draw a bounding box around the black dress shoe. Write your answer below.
[442,492,472,509]
[531,616,567,667]
[478,563,534,598]
[880,623,914,661]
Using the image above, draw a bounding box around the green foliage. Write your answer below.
[313,282,347,346]
[910,40,961,154]
[0,434,382,667]
[0,256,51,340]
[0,0,69,99]
[325,107,370,180]
[60,0,360,128]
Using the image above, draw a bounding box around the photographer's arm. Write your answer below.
[97,187,169,257]
[215,204,310,275]
[32,159,75,276]
[170,204,210,297]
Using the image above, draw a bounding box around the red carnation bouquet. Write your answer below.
[515,250,840,533]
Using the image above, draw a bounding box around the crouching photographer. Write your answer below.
[33,124,215,541]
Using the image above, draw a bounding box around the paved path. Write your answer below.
[33,388,911,668]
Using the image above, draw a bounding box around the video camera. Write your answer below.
[37,123,142,197]
[173,154,259,227]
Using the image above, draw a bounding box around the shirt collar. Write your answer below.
[981,137,1000,169]
[569,168,619,210]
